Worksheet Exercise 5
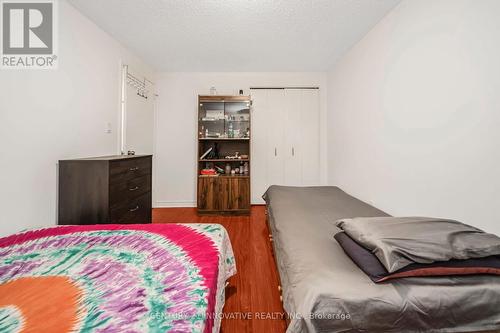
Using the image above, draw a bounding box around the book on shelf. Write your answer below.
[199,147,212,160]
[200,168,218,176]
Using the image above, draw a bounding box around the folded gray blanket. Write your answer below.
[335,217,500,273]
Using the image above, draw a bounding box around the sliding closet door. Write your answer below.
[283,89,302,186]
[251,88,320,204]
[299,89,320,185]
[251,90,268,204]
[283,89,320,186]
[266,90,286,186]
[251,89,286,203]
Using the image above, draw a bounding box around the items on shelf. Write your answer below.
[223,152,249,160]
[211,143,220,159]
[200,147,212,160]
[202,109,224,121]
[200,143,220,160]
[200,168,218,176]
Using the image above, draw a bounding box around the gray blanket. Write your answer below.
[336,216,500,273]
[264,185,500,333]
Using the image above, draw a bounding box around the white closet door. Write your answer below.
[251,88,319,204]
[299,89,320,185]
[284,89,302,186]
[250,90,268,204]
[266,89,286,187]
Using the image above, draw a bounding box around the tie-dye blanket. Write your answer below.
[0,224,236,333]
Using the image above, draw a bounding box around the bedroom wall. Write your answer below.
[0,0,154,236]
[326,0,500,233]
[154,72,327,207]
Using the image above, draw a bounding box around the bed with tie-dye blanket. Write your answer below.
[0,223,236,333]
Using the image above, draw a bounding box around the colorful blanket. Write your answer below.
[0,224,236,333]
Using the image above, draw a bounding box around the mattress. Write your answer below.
[0,223,236,333]
[264,185,500,333]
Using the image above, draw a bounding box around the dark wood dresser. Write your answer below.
[58,155,152,225]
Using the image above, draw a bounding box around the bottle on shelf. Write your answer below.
[228,122,234,138]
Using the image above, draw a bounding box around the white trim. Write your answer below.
[154,200,196,208]
[251,199,265,205]
[152,94,158,207]
[119,64,128,155]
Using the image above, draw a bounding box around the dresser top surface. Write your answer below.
[60,155,152,162]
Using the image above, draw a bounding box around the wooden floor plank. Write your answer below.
[152,206,287,333]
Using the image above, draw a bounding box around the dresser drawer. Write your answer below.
[110,192,151,224]
[109,157,152,184]
[109,174,151,209]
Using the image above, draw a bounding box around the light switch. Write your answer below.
[105,122,112,134]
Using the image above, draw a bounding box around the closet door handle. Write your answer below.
[129,186,139,191]
[275,147,277,156]
[292,147,295,156]
[129,205,139,212]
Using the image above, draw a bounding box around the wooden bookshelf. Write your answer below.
[197,95,251,215]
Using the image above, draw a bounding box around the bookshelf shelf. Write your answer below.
[198,175,250,178]
[198,137,250,141]
[199,159,249,162]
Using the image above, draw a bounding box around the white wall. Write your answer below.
[155,72,327,207]
[327,0,500,233]
[0,0,154,236]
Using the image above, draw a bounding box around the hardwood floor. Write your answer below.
[153,206,287,333]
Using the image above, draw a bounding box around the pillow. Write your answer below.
[335,217,500,273]
[334,232,500,283]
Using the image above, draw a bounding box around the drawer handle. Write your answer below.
[129,205,139,212]
[129,167,139,171]
[129,186,140,191]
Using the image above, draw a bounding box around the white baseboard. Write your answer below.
[251,199,265,205]
[154,200,196,208]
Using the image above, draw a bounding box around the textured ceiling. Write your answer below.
[68,0,401,72]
